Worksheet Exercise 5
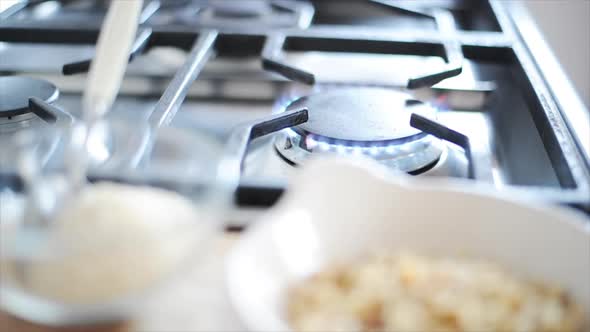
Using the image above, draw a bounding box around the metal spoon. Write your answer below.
[67,0,144,192]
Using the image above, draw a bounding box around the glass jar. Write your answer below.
[0,117,227,326]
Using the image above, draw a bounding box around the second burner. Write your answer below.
[275,87,445,173]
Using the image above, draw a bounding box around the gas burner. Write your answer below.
[0,76,59,119]
[163,0,313,29]
[0,76,60,131]
[174,0,272,24]
[208,0,272,19]
[274,87,445,173]
[0,77,74,171]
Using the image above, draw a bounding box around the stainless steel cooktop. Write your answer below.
[0,0,588,217]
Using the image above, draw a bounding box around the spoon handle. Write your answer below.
[83,0,144,122]
[67,0,143,191]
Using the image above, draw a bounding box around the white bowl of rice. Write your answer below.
[227,156,590,332]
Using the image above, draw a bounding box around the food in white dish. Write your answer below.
[288,252,584,332]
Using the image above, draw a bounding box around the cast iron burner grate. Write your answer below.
[1,0,587,210]
[0,0,313,30]
[0,0,475,196]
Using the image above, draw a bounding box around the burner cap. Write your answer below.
[210,0,271,18]
[160,0,193,8]
[0,77,59,118]
[287,87,435,143]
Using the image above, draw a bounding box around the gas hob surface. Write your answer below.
[0,0,589,215]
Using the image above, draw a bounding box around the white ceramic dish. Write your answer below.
[227,156,590,332]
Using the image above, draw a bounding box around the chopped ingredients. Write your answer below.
[288,252,584,332]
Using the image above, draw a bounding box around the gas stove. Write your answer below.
[0,0,589,219]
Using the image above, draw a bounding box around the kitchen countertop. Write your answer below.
[0,233,246,332]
